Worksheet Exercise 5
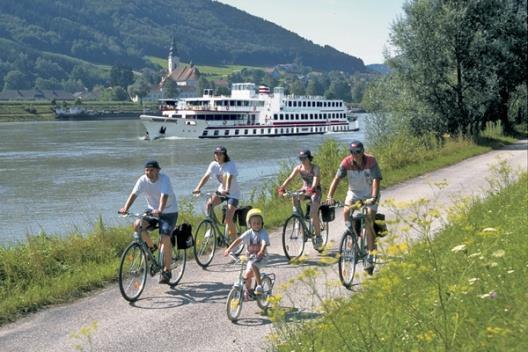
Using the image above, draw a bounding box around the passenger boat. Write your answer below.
[140,83,359,139]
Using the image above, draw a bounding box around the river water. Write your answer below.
[0,116,367,245]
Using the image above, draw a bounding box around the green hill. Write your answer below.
[0,0,366,91]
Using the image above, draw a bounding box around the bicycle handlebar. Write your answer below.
[117,211,158,221]
[281,189,306,198]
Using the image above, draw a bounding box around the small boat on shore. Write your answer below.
[140,83,359,139]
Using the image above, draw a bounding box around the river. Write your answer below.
[0,116,368,245]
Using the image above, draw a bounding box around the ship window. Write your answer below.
[303,101,306,107]
[288,101,292,107]
[273,115,277,120]
[235,129,239,135]
[268,129,271,134]
[237,101,242,106]
[295,114,299,120]
[278,114,282,120]
[253,129,257,134]
[280,128,283,134]
[203,130,208,136]
[224,130,229,136]
[214,130,219,136]
[244,129,248,135]
[229,100,235,106]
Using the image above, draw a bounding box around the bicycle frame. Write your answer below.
[281,190,329,260]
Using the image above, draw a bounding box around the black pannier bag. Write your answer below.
[171,223,194,249]
[374,213,388,237]
[319,204,335,222]
[235,206,252,227]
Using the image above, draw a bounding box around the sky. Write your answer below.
[216,0,406,65]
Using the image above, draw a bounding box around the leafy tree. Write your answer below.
[388,0,527,136]
[128,78,151,103]
[112,86,129,101]
[306,77,324,96]
[162,79,179,98]
[35,77,62,90]
[289,77,305,95]
[3,70,31,90]
[110,64,134,88]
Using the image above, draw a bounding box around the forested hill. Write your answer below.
[0,0,366,73]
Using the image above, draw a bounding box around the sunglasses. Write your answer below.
[350,149,363,154]
[299,156,308,160]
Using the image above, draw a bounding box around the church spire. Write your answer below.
[168,36,179,72]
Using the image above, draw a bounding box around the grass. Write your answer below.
[0,124,520,325]
[145,55,265,80]
[270,170,527,351]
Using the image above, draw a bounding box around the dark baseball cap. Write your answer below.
[214,145,227,154]
[299,149,312,160]
[144,160,161,169]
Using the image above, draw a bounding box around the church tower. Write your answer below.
[168,37,179,72]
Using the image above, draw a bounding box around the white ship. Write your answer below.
[140,83,359,139]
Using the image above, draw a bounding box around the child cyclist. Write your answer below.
[224,208,269,295]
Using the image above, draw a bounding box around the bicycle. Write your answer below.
[334,200,376,289]
[226,254,275,322]
[280,190,329,260]
[117,211,186,302]
[192,192,249,268]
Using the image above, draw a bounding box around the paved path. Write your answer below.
[1,141,526,352]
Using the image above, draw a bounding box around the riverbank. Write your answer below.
[273,171,527,351]
[0,101,154,122]
[0,128,519,325]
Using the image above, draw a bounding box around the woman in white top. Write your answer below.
[193,145,240,242]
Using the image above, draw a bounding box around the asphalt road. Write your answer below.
[1,140,526,352]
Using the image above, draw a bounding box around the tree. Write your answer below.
[3,70,31,90]
[162,79,179,98]
[388,0,527,136]
[110,64,134,88]
[128,79,151,104]
[306,77,324,96]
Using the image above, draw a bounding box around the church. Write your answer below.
[159,38,201,98]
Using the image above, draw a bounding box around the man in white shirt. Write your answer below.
[119,160,179,284]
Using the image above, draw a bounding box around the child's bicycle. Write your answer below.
[117,211,186,302]
[192,191,250,268]
[334,200,376,289]
[280,190,330,260]
[226,254,275,322]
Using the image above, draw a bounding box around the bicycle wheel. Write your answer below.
[256,275,273,310]
[282,215,305,260]
[118,242,148,302]
[193,219,216,268]
[338,231,358,289]
[168,246,186,286]
[226,286,244,322]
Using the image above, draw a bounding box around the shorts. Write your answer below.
[145,212,178,236]
[245,255,267,274]
[224,197,239,208]
[345,193,378,212]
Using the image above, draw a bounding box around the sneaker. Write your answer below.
[255,285,264,295]
[364,255,375,272]
[158,270,171,284]
[314,235,323,249]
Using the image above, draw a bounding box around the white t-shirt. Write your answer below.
[205,160,241,200]
[239,228,270,255]
[131,173,178,213]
